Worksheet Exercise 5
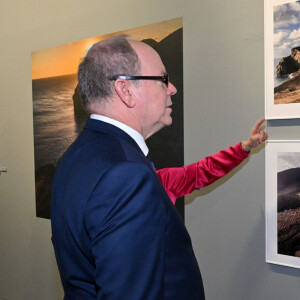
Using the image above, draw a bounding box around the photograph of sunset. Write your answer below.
[32,17,184,219]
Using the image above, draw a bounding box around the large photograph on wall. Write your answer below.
[32,17,184,219]
[266,140,300,268]
[265,0,300,119]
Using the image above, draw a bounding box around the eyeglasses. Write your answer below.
[108,73,169,87]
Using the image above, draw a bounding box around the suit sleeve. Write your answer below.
[156,143,249,204]
[84,162,166,300]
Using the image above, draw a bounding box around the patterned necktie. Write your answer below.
[146,154,156,171]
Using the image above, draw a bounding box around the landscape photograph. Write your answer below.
[277,152,300,257]
[32,18,184,219]
[273,0,300,104]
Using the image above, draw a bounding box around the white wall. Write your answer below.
[1,0,300,299]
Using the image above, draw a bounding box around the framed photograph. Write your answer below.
[31,17,185,220]
[266,140,300,268]
[265,0,300,119]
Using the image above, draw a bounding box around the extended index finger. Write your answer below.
[252,117,266,132]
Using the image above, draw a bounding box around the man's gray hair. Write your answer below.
[78,35,141,113]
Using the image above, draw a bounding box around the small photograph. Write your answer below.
[265,0,300,119]
[32,17,184,219]
[266,140,300,269]
[273,1,300,104]
[277,152,300,257]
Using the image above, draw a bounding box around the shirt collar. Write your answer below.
[90,114,149,156]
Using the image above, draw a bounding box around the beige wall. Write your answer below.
[1,0,300,299]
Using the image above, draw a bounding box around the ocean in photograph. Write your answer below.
[32,74,79,170]
[32,73,88,219]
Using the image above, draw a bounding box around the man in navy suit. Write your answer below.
[51,36,206,299]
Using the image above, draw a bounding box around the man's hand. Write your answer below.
[241,118,268,153]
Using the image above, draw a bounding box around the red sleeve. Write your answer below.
[156,143,249,204]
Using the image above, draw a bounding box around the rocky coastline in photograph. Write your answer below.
[275,47,300,104]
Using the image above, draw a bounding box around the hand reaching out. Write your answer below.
[241,118,268,153]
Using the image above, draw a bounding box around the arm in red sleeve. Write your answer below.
[156,143,249,204]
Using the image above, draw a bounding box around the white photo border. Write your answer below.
[266,140,300,268]
[264,0,300,119]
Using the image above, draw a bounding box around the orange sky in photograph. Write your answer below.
[31,18,182,80]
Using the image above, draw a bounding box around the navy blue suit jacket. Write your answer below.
[51,119,205,299]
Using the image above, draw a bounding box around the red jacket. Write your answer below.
[157,143,249,204]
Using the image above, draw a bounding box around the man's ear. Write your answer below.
[114,79,136,108]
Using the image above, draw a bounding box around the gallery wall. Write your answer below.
[1,0,300,299]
